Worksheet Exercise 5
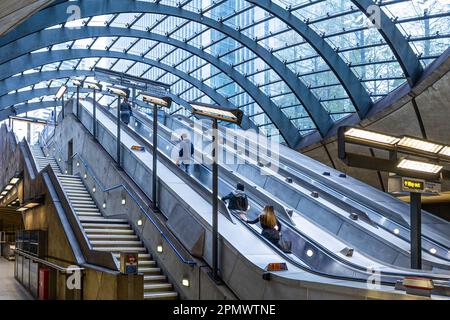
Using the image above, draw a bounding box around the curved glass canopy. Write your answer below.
[0,0,448,147]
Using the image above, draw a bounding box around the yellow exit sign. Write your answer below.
[403,178,424,191]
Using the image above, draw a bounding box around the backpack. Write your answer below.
[179,142,194,157]
[233,193,248,211]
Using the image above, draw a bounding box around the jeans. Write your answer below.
[180,161,190,173]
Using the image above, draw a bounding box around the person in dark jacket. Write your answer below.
[120,98,132,125]
[246,205,282,247]
[221,182,249,219]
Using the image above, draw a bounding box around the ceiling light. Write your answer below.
[397,159,443,174]
[157,245,163,253]
[393,228,400,235]
[429,248,437,254]
[1,191,7,196]
[85,81,103,91]
[5,185,13,191]
[17,207,28,212]
[190,101,243,125]
[137,219,143,226]
[141,91,172,108]
[398,137,443,154]
[9,177,19,184]
[71,78,83,87]
[121,199,126,205]
[108,85,130,98]
[306,249,314,257]
[344,128,400,145]
[55,84,68,100]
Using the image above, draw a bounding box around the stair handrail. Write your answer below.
[71,152,197,266]
[40,132,196,266]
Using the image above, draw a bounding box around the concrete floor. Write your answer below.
[0,257,33,300]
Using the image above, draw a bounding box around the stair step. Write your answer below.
[70,200,96,205]
[77,212,102,217]
[85,228,134,234]
[82,223,131,229]
[93,247,147,252]
[67,196,93,201]
[144,275,166,282]
[90,240,142,247]
[139,260,156,266]
[61,183,85,188]
[88,234,139,240]
[64,188,90,196]
[113,253,151,260]
[73,206,100,211]
[139,267,162,274]
[59,176,82,181]
[64,187,89,192]
[144,292,178,300]
[144,283,172,292]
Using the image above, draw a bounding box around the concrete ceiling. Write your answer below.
[0,0,54,37]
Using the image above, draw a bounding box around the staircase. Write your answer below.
[31,145,178,300]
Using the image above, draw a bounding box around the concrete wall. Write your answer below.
[301,54,450,191]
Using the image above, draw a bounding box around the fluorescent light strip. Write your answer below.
[398,137,443,154]
[397,159,443,174]
[345,128,400,145]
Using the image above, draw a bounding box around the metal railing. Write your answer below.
[15,249,84,274]
[40,130,196,266]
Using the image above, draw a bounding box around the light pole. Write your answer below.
[55,84,67,123]
[85,81,103,140]
[141,91,172,211]
[190,102,243,282]
[108,86,130,168]
[71,78,83,118]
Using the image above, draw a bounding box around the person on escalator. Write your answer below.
[120,98,133,125]
[221,182,249,220]
[246,205,282,248]
[176,133,194,173]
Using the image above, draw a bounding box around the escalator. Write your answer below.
[66,99,450,296]
[141,110,450,268]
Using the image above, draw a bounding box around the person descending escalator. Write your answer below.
[221,182,249,220]
[120,98,133,125]
[245,205,282,248]
[176,133,194,173]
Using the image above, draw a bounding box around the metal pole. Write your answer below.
[61,95,65,119]
[410,192,422,269]
[76,86,80,118]
[54,105,57,126]
[93,89,97,139]
[212,118,219,281]
[117,96,121,167]
[152,103,158,210]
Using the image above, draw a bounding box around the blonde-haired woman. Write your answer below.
[246,205,282,247]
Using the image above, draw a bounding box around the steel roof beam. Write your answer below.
[0,53,257,130]
[350,0,423,86]
[247,0,372,117]
[0,0,333,142]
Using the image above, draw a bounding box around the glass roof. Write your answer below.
[0,0,448,146]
